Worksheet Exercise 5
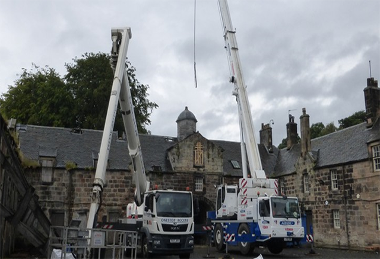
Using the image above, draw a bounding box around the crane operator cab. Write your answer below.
[216,185,238,219]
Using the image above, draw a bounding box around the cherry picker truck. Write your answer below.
[86,27,195,259]
[207,0,304,255]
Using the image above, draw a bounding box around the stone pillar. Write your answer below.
[286,114,298,150]
[363,77,379,127]
[300,108,311,158]
[260,122,273,152]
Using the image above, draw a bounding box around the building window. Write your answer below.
[41,158,54,183]
[331,169,338,190]
[194,142,204,167]
[230,160,241,169]
[333,210,340,229]
[377,203,380,230]
[303,174,309,193]
[195,177,203,192]
[280,179,285,195]
[373,145,380,171]
[50,211,65,226]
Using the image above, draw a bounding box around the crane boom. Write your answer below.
[87,27,147,230]
[218,0,264,179]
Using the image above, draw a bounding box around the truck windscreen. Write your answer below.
[156,192,192,217]
[271,197,300,218]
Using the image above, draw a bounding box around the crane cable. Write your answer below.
[193,0,198,88]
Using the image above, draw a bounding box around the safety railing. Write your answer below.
[48,226,138,259]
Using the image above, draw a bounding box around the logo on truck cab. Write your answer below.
[161,218,189,223]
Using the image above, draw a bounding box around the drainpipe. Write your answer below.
[343,165,350,249]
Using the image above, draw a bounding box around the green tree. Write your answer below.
[0,53,158,134]
[65,52,157,134]
[338,110,366,129]
[310,122,325,139]
[0,64,74,127]
[321,122,337,136]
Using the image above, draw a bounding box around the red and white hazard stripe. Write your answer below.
[241,196,248,205]
[224,233,235,242]
[274,179,278,195]
[241,178,248,188]
[102,224,114,229]
[306,234,313,243]
[202,226,212,231]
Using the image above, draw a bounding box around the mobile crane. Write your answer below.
[207,0,304,255]
[86,27,195,259]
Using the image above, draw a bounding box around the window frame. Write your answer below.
[377,203,380,230]
[303,174,309,193]
[195,177,203,192]
[333,210,340,229]
[40,158,55,183]
[331,169,338,190]
[373,145,380,171]
[280,179,285,195]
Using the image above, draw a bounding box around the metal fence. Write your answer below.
[48,226,138,259]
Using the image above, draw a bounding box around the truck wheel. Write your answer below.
[179,253,190,259]
[142,236,151,258]
[214,224,225,252]
[238,223,254,255]
[267,239,284,254]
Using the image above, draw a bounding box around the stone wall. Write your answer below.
[279,158,380,250]
[25,167,221,227]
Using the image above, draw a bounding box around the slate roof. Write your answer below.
[17,124,277,178]
[19,119,377,178]
[273,120,380,177]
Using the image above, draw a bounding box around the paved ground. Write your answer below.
[193,245,380,259]
[6,244,380,259]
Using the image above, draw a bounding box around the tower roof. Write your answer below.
[176,106,197,123]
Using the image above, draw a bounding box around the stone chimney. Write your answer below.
[286,114,298,150]
[260,122,273,152]
[363,77,379,127]
[300,108,311,158]
[176,106,197,141]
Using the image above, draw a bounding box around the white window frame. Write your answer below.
[195,177,203,192]
[373,145,380,171]
[331,169,338,190]
[333,210,340,229]
[280,180,285,195]
[303,174,309,193]
[41,158,54,183]
[377,203,380,230]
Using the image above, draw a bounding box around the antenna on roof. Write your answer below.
[288,109,297,115]
[369,60,372,78]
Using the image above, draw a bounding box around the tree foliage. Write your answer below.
[338,110,366,129]
[310,122,325,139]
[0,64,74,127]
[0,53,158,134]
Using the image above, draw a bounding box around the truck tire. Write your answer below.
[214,224,225,252]
[267,239,284,254]
[142,236,151,258]
[238,223,254,255]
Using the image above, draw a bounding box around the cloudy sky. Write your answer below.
[0,0,379,146]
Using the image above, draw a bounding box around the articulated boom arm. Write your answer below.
[218,0,264,179]
[87,27,147,230]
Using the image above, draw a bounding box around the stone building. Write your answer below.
[272,77,380,251]
[16,106,259,234]
[14,77,380,251]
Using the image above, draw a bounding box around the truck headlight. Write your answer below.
[189,239,194,245]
